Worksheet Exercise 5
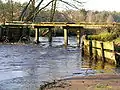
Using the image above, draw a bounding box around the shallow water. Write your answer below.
[0,37,119,90]
[0,37,82,90]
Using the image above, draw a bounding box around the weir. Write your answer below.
[34,25,82,48]
[0,22,116,47]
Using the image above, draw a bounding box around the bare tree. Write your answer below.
[49,0,57,22]
[19,0,32,21]
[86,11,95,22]
[19,0,84,22]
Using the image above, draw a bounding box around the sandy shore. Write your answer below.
[43,74,120,90]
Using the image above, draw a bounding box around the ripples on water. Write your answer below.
[0,37,119,90]
[0,37,82,90]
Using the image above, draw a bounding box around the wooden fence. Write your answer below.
[83,39,120,65]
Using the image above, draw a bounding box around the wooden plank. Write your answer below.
[104,51,115,60]
[103,41,114,50]
[96,41,102,49]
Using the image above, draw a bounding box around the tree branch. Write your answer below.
[73,0,85,4]
[50,0,57,22]
[59,0,79,9]
[19,0,32,21]
[26,0,53,21]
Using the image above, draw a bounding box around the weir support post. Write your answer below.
[48,27,52,45]
[77,29,81,47]
[35,28,40,44]
[64,27,68,48]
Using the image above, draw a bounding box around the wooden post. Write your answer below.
[48,27,52,45]
[113,41,117,65]
[82,40,84,57]
[26,26,30,36]
[64,28,68,48]
[77,29,80,47]
[89,40,93,67]
[26,26,30,42]
[100,42,105,69]
[20,26,23,36]
[35,28,40,44]
[0,27,3,39]
[94,40,98,65]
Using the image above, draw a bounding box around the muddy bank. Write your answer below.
[41,74,120,90]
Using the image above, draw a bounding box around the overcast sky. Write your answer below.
[13,0,120,11]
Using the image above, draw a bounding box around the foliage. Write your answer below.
[87,32,117,41]
[1,1,120,23]
[87,25,120,42]
[114,38,120,45]
[29,29,35,37]
[114,38,120,52]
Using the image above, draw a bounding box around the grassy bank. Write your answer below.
[86,27,120,47]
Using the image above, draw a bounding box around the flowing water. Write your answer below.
[0,37,119,90]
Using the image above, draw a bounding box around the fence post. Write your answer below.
[100,42,105,69]
[94,40,98,65]
[82,40,84,57]
[89,40,93,67]
[113,41,117,66]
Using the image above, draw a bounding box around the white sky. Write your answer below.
[13,0,120,11]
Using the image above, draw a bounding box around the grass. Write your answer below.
[87,32,117,41]
[114,38,120,52]
[114,38,120,45]
[87,30,120,51]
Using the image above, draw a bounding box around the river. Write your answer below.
[0,37,119,90]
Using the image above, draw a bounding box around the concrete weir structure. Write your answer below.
[34,25,82,47]
[0,24,30,43]
[0,22,116,47]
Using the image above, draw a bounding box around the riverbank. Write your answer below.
[42,73,120,90]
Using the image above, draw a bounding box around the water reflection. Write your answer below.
[82,56,116,74]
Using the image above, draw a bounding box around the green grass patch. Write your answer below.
[87,32,117,41]
[114,38,120,45]
[96,83,108,88]
[87,32,120,52]
[114,38,120,52]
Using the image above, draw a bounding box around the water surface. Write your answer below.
[0,37,119,90]
[0,37,82,90]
